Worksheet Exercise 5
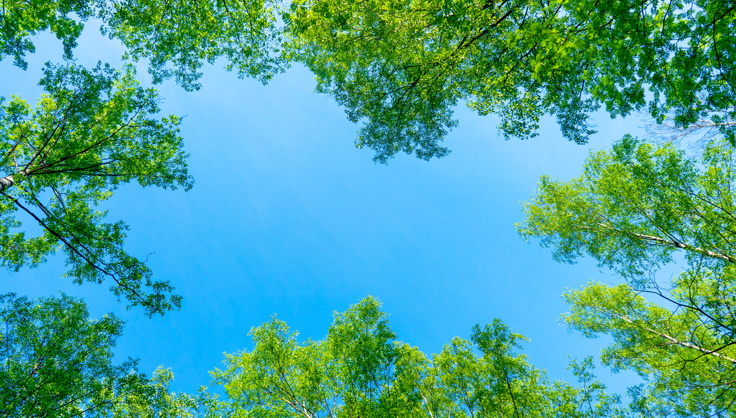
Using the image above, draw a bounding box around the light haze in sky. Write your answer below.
[3,23,649,396]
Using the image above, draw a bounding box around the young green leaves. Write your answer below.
[287,0,736,162]
[2,0,285,92]
[520,137,736,416]
[213,296,625,417]
[6,0,734,163]
[0,62,192,316]
[0,293,146,417]
[0,293,221,418]
[0,0,99,70]
[519,136,736,281]
[101,0,286,91]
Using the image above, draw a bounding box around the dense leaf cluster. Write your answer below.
[287,0,736,161]
[3,0,736,416]
[0,62,191,316]
[3,0,734,161]
[0,293,221,418]
[214,297,626,418]
[1,0,285,90]
[520,137,736,416]
[1,292,146,417]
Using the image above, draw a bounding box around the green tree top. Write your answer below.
[518,135,736,281]
[1,0,286,91]
[213,296,628,418]
[286,0,735,161]
[5,0,733,162]
[0,0,96,70]
[0,293,222,418]
[519,137,736,416]
[0,292,146,417]
[0,62,192,316]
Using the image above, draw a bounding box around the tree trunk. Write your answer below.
[0,169,28,193]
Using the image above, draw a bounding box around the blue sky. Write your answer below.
[3,24,649,397]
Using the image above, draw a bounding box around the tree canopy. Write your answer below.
[4,0,734,162]
[0,0,94,70]
[1,292,149,417]
[519,136,736,416]
[287,0,736,161]
[5,0,736,414]
[0,292,220,418]
[0,62,191,316]
[0,0,285,91]
[212,296,627,418]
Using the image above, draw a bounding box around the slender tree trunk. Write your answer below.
[0,169,27,193]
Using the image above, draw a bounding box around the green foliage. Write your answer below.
[212,296,627,418]
[0,293,220,417]
[519,136,736,282]
[100,0,286,91]
[286,0,736,162]
[110,367,225,418]
[5,0,734,162]
[1,0,285,91]
[0,62,192,316]
[519,137,736,416]
[564,281,736,417]
[0,292,147,417]
[0,0,99,69]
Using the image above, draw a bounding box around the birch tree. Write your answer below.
[212,296,627,418]
[0,293,221,418]
[5,0,734,163]
[519,136,736,416]
[0,292,150,417]
[285,0,735,162]
[0,62,191,316]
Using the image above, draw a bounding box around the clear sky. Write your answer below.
[3,23,649,397]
